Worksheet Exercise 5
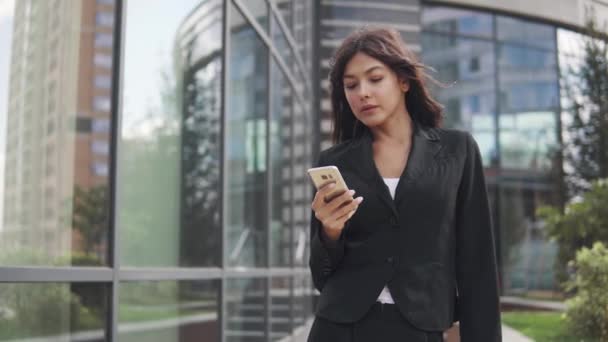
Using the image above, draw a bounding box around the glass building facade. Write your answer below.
[0,0,601,341]
[419,5,587,295]
[0,0,315,340]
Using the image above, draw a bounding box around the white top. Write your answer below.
[377,177,399,304]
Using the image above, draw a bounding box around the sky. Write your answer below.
[121,0,202,138]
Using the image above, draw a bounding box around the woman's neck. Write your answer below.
[370,111,413,145]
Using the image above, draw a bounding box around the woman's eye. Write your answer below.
[345,84,357,90]
[371,78,383,83]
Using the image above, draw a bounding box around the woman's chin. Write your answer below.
[359,115,387,128]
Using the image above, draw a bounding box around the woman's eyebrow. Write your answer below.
[343,66,384,79]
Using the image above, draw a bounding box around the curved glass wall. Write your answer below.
[422,5,565,295]
[1,0,315,340]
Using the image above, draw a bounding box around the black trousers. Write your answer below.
[307,302,444,342]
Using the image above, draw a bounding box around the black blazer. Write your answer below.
[309,123,501,341]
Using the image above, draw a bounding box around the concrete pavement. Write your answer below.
[291,319,534,341]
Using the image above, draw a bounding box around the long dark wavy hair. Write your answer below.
[328,26,444,143]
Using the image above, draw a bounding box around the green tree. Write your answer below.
[71,185,109,259]
[563,242,608,340]
[538,179,608,283]
[561,14,608,198]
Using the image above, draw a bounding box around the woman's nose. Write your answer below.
[357,82,370,99]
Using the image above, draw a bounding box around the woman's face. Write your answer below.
[342,52,408,128]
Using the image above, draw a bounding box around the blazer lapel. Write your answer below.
[342,122,443,216]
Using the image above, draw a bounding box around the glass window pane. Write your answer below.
[498,111,558,171]
[226,4,269,267]
[321,4,419,23]
[275,0,292,31]
[270,60,292,267]
[94,74,112,89]
[0,283,108,341]
[292,275,313,331]
[497,40,559,171]
[271,16,292,68]
[421,34,497,167]
[92,118,111,133]
[226,278,267,342]
[119,0,222,267]
[499,185,559,294]
[292,1,313,74]
[92,140,110,155]
[118,280,220,341]
[94,32,113,48]
[94,53,112,68]
[497,15,556,50]
[93,95,111,111]
[292,102,309,267]
[96,12,114,27]
[270,277,292,341]
[0,0,114,266]
[320,25,414,43]
[240,0,268,32]
[421,6,493,38]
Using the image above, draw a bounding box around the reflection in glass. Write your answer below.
[292,0,313,77]
[226,5,269,267]
[0,283,108,341]
[225,278,267,342]
[499,112,557,171]
[497,38,558,172]
[275,0,292,31]
[270,277,292,341]
[499,186,558,294]
[0,0,114,266]
[321,5,419,23]
[118,280,220,341]
[422,5,564,293]
[270,60,293,267]
[271,16,292,69]
[119,0,222,267]
[421,6,492,38]
[497,16,556,50]
[292,103,310,267]
[292,275,314,331]
[241,0,268,32]
[179,2,223,267]
[421,33,497,166]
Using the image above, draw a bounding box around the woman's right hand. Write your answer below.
[311,183,364,242]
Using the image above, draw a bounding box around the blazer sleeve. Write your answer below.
[455,133,502,342]
[309,152,349,292]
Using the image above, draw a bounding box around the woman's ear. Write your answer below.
[400,79,410,93]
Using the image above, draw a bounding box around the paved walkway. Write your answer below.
[502,324,534,342]
[292,320,533,342]
[501,295,566,311]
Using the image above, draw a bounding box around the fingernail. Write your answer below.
[329,183,336,188]
[348,189,355,195]
[356,196,364,203]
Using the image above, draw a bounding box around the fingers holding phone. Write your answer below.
[312,184,363,241]
[308,166,364,241]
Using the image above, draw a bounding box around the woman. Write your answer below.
[308,26,501,341]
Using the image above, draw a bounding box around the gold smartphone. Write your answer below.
[307,165,349,202]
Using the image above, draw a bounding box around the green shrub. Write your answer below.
[538,179,608,283]
[564,242,608,340]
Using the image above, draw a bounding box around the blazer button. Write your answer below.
[386,256,394,264]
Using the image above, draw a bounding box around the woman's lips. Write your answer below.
[361,105,378,113]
